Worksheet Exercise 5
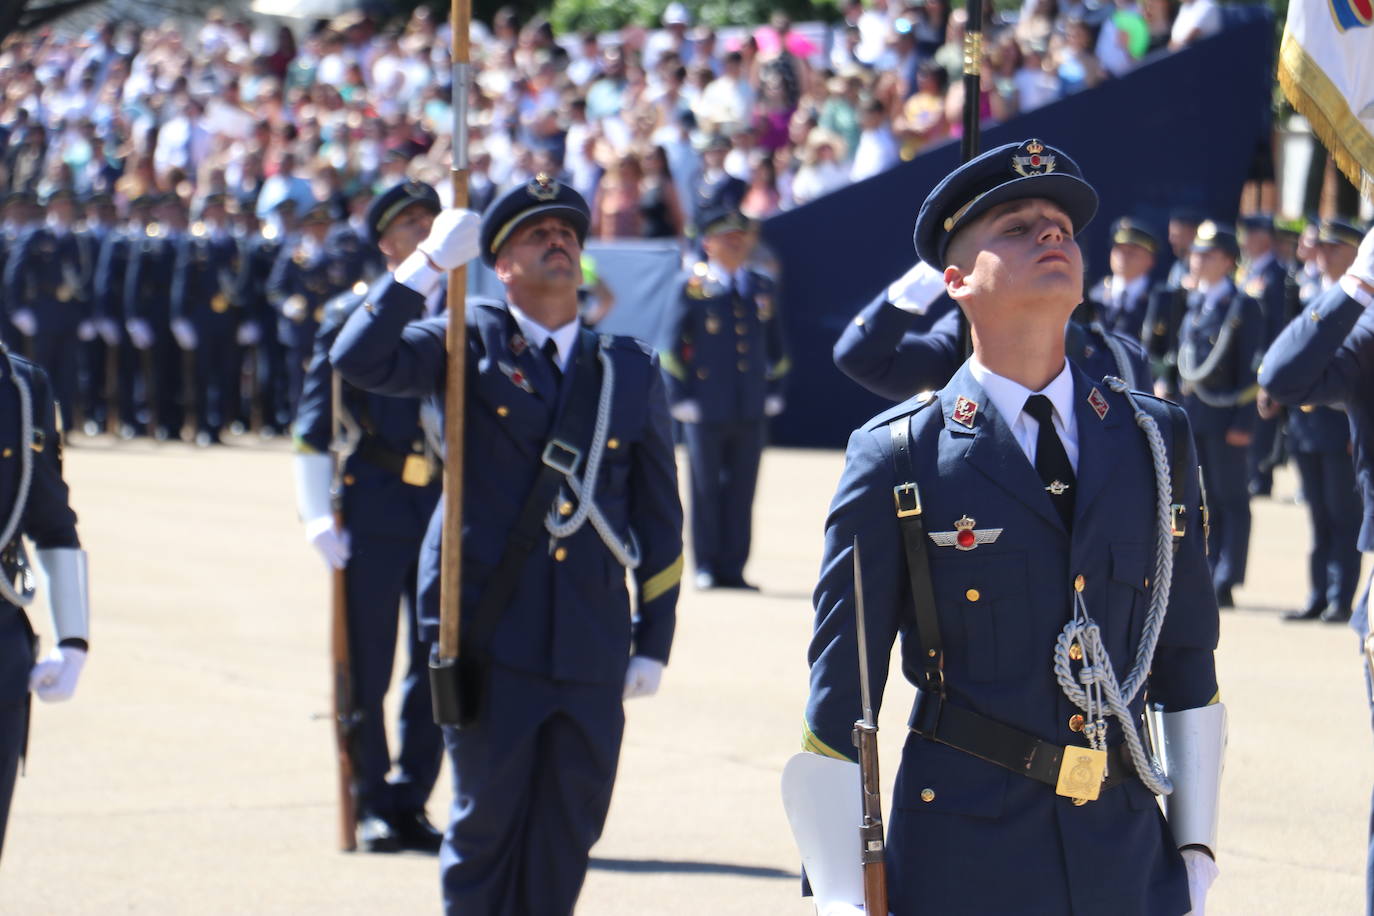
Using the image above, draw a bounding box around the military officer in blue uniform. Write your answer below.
[329,175,683,915]
[1258,220,1374,913]
[171,193,245,446]
[660,203,789,590]
[1173,222,1265,607]
[292,181,445,852]
[1142,209,1205,396]
[789,139,1225,916]
[76,191,117,435]
[125,194,188,440]
[1238,214,1292,497]
[0,347,90,858]
[268,203,350,419]
[92,195,154,438]
[1085,216,1159,342]
[834,258,1151,401]
[3,187,92,434]
[235,199,294,437]
[0,193,38,351]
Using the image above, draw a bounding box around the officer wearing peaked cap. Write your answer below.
[293,180,445,852]
[235,197,296,437]
[1259,219,1374,911]
[125,194,189,440]
[1174,221,1266,608]
[660,202,790,590]
[1086,216,1160,343]
[1237,213,1291,497]
[789,140,1224,916]
[329,173,683,914]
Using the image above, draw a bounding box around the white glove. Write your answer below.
[417,208,481,271]
[622,656,664,699]
[670,400,701,424]
[764,394,785,417]
[29,645,86,702]
[1351,224,1374,286]
[126,318,153,350]
[820,905,865,916]
[96,318,120,346]
[305,515,350,569]
[11,309,36,337]
[1182,848,1218,916]
[76,320,96,342]
[171,318,198,351]
[236,322,261,346]
[886,260,946,315]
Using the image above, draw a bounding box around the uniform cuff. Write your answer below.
[395,251,443,298]
[1339,274,1374,309]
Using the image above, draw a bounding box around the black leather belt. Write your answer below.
[354,436,436,487]
[908,688,1136,791]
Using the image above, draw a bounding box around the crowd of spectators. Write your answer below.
[0,0,1227,237]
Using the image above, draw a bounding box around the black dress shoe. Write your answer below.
[393,810,444,853]
[1321,605,1353,624]
[1282,604,1325,622]
[1214,586,1234,609]
[357,814,400,853]
[715,575,759,591]
[694,571,717,590]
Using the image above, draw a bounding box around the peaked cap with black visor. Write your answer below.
[480,172,590,267]
[914,139,1099,269]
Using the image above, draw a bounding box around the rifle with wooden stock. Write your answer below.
[329,369,361,850]
[852,536,888,914]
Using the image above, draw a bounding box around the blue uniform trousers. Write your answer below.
[29,330,79,434]
[345,534,443,818]
[0,606,34,860]
[1248,415,1281,494]
[1293,449,1362,615]
[683,419,764,580]
[440,664,623,916]
[191,332,241,438]
[1195,431,1251,590]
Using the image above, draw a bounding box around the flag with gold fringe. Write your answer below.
[1278,0,1374,197]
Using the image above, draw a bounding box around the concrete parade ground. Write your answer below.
[0,435,1368,914]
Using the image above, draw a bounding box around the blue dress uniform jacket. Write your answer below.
[1086,275,1153,343]
[93,228,143,432]
[293,285,443,822]
[0,355,80,856]
[1241,256,1293,494]
[804,362,1219,915]
[125,226,185,436]
[236,229,290,433]
[267,238,350,417]
[172,229,245,438]
[330,276,683,915]
[833,295,1152,400]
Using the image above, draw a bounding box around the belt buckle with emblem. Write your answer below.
[1056,745,1106,804]
[402,454,432,487]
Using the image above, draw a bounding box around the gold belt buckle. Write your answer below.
[401,453,431,487]
[1056,745,1106,805]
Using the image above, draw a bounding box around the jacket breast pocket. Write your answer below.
[930,550,1032,682]
[1105,543,1149,662]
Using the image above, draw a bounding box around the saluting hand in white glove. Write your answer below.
[887,260,947,315]
[623,656,664,700]
[418,208,482,272]
[305,516,350,570]
[30,646,86,702]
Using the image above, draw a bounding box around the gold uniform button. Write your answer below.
[965,588,980,602]
[607,438,620,450]
[697,368,709,380]
[1069,642,1083,661]
[735,323,747,335]
[1309,310,1320,322]
[554,547,568,562]
[1,448,10,458]
[343,474,356,486]
[1074,574,1085,592]
[920,788,935,803]
[1144,577,1150,589]
[559,501,573,516]
[364,302,376,313]
[1068,714,1085,732]
[737,341,749,354]
[737,360,749,372]
[854,315,866,327]
[496,405,509,417]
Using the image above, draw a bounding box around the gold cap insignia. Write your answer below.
[1196,220,1218,241]
[527,172,559,202]
[1011,138,1057,178]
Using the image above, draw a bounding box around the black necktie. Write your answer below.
[1023,394,1075,530]
[542,338,562,387]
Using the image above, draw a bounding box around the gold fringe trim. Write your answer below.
[1277,30,1374,200]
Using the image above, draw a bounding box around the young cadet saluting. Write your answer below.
[329,175,683,915]
[793,140,1225,915]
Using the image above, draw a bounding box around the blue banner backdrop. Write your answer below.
[760,8,1276,448]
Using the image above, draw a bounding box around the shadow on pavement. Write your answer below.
[589,857,799,880]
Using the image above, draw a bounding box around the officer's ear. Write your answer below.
[944,262,971,302]
[493,252,514,284]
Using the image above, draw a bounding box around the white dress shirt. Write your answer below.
[969,356,1080,472]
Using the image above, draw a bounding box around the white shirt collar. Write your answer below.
[1109,273,1148,302]
[506,301,579,372]
[968,355,1079,471]
[707,258,748,290]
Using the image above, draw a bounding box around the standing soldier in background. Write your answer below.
[268,203,349,420]
[329,177,683,913]
[93,195,154,439]
[236,199,294,438]
[125,195,187,441]
[661,203,789,590]
[1237,214,1290,498]
[1263,219,1364,624]
[291,181,445,853]
[0,347,91,859]
[1143,208,1204,395]
[0,193,37,351]
[77,192,119,436]
[1259,222,1374,914]
[3,187,91,435]
[1084,216,1158,342]
[171,193,244,447]
[1174,222,1265,608]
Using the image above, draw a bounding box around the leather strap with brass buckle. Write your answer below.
[401,453,433,487]
[893,483,922,518]
[542,439,582,476]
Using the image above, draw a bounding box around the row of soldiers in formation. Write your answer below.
[0,187,384,445]
[832,208,1368,625]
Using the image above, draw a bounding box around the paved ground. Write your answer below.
[0,435,1368,913]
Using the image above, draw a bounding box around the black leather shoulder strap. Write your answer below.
[887,410,944,696]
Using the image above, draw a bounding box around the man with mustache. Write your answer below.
[329,174,683,915]
[790,140,1224,915]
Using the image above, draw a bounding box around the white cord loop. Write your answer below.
[543,336,641,569]
[1052,377,1175,796]
[1088,320,1138,390]
[1176,297,1252,407]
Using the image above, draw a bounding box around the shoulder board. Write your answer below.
[862,389,939,432]
[603,334,656,359]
